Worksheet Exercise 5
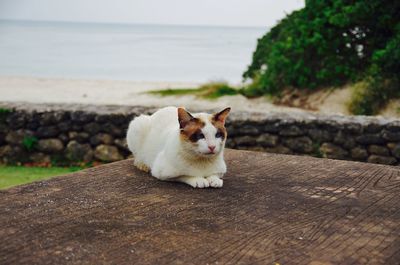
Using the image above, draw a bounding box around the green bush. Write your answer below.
[243,0,400,114]
[348,24,400,115]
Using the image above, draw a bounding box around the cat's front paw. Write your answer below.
[178,176,210,188]
[206,175,223,188]
[191,177,210,188]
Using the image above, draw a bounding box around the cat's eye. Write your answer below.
[189,131,205,142]
[216,131,223,138]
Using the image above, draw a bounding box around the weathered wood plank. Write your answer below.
[1,149,399,265]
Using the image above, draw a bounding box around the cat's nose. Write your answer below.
[208,145,216,152]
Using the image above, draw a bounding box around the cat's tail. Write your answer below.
[126,114,151,156]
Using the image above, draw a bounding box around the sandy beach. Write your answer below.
[0,76,306,114]
[1,75,397,117]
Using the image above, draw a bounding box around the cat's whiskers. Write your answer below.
[178,143,217,165]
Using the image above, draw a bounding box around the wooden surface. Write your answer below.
[1,149,399,265]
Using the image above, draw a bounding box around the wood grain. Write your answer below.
[1,149,399,265]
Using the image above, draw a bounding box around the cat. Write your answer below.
[126,106,231,188]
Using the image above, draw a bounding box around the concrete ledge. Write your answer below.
[1,149,399,264]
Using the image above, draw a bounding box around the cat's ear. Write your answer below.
[213,107,231,124]
[177,107,194,129]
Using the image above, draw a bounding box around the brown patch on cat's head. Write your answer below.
[211,107,231,140]
[178,108,205,142]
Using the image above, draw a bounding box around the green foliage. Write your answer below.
[347,82,375,115]
[244,0,400,114]
[312,142,323,158]
[198,82,239,99]
[148,82,240,99]
[0,108,11,114]
[22,136,38,151]
[348,25,400,115]
[240,74,265,97]
[0,108,12,123]
[50,154,66,166]
[148,88,200,96]
[348,78,399,115]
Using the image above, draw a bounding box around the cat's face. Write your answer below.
[178,107,230,157]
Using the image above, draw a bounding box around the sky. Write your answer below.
[0,0,304,27]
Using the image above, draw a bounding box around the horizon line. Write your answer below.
[0,18,267,30]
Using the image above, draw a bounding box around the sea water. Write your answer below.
[0,20,265,83]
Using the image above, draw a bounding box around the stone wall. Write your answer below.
[1,103,400,166]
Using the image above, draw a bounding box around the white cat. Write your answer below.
[126,106,231,188]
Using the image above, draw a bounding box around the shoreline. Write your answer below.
[0,75,398,118]
[0,75,304,114]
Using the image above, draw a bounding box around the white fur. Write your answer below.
[126,106,227,188]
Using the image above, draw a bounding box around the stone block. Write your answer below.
[90,133,114,146]
[367,155,397,165]
[37,139,64,153]
[320,143,349,159]
[308,129,332,142]
[351,147,368,160]
[65,141,93,162]
[282,136,313,153]
[94,145,123,162]
[256,133,279,147]
[279,125,303,136]
[367,145,390,156]
[356,134,384,145]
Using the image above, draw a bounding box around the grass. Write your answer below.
[0,166,82,189]
[148,88,201,97]
[347,77,399,115]
[347,81,376,115]
[148,82,241,99]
